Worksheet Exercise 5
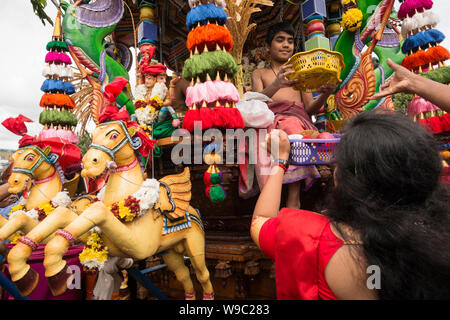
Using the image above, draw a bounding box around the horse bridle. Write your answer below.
[12,145,59,179]
[88,120,142,162]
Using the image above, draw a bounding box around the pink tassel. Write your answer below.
[213,80,240,103]
[56,52,72,65]
[186,81,241,107]
[56,129,79,144]
[398,0,434,20]
[45,51,58,63]
[39,128,57,140]
[407,96,440,116]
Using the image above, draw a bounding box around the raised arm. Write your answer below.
[251,130,291,246]
[371,58,450,113]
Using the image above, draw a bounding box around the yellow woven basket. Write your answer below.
[285,48,345,93]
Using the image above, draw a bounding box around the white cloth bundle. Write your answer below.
[401,10,439,39]
[92,257,134,300]
[236,92,275,129]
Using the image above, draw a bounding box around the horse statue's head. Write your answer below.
[82,77,156,179]
[82,120,141,178]
[8,145,59,194]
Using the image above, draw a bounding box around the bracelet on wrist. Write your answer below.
[276,162,288,173]
[274,158,290,172]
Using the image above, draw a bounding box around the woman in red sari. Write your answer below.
[251,110,450,300]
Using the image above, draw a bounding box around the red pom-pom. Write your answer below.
[182,109,201,133]
[428,115,444,134]
[230,108,245,129]
[203,171,211,185]
[205,185,211,199]
[440,113,450,132]
[199,106,214,130]
[417,118,430,131]
[213,104,227,128]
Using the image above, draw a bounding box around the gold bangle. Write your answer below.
[169,85,176,88]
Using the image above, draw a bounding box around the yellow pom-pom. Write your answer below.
[441,150,450,160]
[341,8,363,32]
[341,0,357,5]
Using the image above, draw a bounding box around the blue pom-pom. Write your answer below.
[402,29,446,54]
[41,79,75,94]
[54,80,64,92]
[40,79,51,92]
[62,81,75,95]
[186,4,228,30]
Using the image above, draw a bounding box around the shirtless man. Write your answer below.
[169,75,190,115]
[252,22,336,209]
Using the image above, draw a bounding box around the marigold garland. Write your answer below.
[110,196,141,223]
[9,231,24,244]
[79,232,109,270]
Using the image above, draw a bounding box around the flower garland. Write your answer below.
[9,231,24,244]
[98,178,161,224]
[8,191,71,222]
[79,231,109,271]
[77,197,108,270]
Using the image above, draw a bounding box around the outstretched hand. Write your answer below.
[274,64,299,89]
[317,82,341,95]
[370,58,416,100]
[265,129,291,161]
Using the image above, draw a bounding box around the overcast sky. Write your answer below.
[0,1,449,150]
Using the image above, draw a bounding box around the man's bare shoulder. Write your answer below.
[252,67,271,77]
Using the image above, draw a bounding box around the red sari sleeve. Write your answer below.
[258,217,278,260]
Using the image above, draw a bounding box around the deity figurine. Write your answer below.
[134,62,181,139]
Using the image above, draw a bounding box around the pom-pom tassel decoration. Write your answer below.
[213,101,227,128]
[199,101,214,130]
[186,3,228,30]
[401,50,429,70]
[203,146,226,202]
[440,112,450,132]
[427,110,444,134]
[427,45,450,65]
[230,103,245,129]
[182,104,201,133]
[401,10,440,38]
[186,23,233,53]
[416,112,430,131]
[398,0,434,20]
[402,29,445,54]
[407,96,440,116]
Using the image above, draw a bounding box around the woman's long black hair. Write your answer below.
[326,110,450,299]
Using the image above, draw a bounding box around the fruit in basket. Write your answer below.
[316,132,335,139]
[300,129,319,138]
